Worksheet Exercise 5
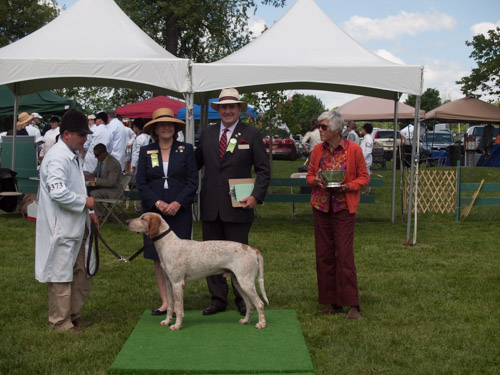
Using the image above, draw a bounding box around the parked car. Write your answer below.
[372,129,403,159]
[263,134,297,160]
[420,131,455,157]
[464,125,500,145]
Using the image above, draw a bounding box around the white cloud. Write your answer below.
[247,16,268,37]
[470,20,500,37]
[422,58,467,102]
[343,10,456,42]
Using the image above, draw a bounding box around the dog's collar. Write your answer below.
[151,228,172,241]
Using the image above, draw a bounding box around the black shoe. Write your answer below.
[202,305,226,315]
[151,309,167,316]
[238,306,247,316]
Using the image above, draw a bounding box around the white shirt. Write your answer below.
[83,125,112,173]
[219,122,238,140]
[130,132,151,170]
[361,133,374,170]
[26,123,43,143]
[347,130,360,145]
[40,127,60,158]
[302,128,321,151]
[107,118,128,170]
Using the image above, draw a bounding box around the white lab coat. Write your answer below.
[35,140,95,282]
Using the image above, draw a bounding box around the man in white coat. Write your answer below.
[106,109,128,171]
[35,109,99,333]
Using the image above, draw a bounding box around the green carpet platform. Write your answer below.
[108,309,315,375]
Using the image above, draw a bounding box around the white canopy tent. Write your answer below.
[192,0,424,243]
[0,0,191,175]
[0,0,189,96]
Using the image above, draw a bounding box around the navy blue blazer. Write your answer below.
[136,140,198,247]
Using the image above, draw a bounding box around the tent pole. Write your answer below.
[405,95,421,245]
[184,92,194,145]
[184,61,194,145]
[391,94,401,224]
[412,97,422,246]
[11,84,20,170]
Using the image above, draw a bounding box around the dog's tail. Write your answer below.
[257,251,269,305]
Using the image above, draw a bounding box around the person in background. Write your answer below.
[346,120,360,145]
[130,118,150,175]
[306,110,369,320]
[105,109,128,171]
[35,109,98,333]
[360,123,374,174]
[40,116,60,160]
[136,108,198,316]
[302,118,321,155]
[83,112,111,174]
[15,112,33,136]
[130,118,150,212]
[195,88,271,317]
[480,123,494,155]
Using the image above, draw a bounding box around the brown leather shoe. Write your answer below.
[72,317,93,327]
[67,326,85,333]
[346,308,361,320]
[316,306,345,315]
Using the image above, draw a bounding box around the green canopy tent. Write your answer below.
[0,85,81,115]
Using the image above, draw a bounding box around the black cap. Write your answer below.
[50,116,60,123]
[60,109,93,135]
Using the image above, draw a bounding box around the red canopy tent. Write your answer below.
[116,95,185,118]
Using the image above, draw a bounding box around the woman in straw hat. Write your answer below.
[136,108,198,316]
[16,112,33,136]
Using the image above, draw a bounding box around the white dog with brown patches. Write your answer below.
[127,212,268,330]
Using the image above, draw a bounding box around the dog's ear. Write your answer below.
[148,214,161,237]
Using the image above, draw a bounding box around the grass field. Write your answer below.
[1,160,499,375]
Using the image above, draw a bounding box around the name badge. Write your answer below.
[238,144,250,149]
[147,150,159,154]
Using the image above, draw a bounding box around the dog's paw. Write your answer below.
[160,319,171,326]
[238,318,250,325]
[255,321,266,329]
[169,324,181,331]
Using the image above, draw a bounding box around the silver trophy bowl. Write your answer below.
[320,169,345,188]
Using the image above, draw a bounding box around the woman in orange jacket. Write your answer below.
[306,110,370,319]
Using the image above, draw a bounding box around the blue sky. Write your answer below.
[57,0,500,108]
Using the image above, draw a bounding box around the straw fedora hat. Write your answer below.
[210,88,248,112]
[143,108,185,135]
[16,112,34,130]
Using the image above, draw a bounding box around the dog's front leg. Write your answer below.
[169,281,185,330]
[160,275,174,327]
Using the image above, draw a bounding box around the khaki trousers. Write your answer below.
[48,229,92,331]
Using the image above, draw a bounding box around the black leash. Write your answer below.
[86,223,172,276]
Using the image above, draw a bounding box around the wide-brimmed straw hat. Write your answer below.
[143,108,185,135]
[210,88,248,112]
[16,112,34,130]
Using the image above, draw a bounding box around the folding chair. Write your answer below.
[0,168,24,216]
[95,174,132,227]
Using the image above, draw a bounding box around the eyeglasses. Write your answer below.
[319,124,330,131]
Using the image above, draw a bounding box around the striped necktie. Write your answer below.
[219,128,229,161]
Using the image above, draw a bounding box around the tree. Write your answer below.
[405,88,442,112]
[280,93,325,135]
[457,27,500,100]
[0,0,59,47]
[53,87,153,115]
[117,0,286,61]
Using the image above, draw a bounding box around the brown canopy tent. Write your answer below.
[425,97,500,123]
[337,96,425,121]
